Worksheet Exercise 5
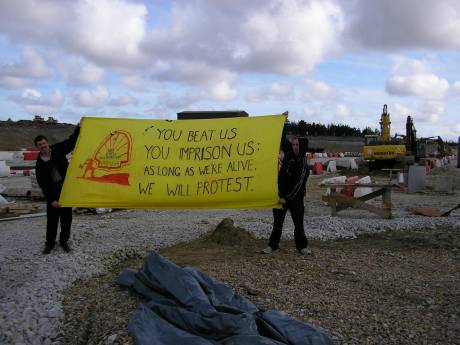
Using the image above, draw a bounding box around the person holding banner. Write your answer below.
[35,122,81,254]
[262,136,311,256]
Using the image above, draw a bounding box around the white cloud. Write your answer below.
[453,81,460,95]
[247,83,293,102]
[76,86,109,107]
[205,82,237,102]
[78,63,105,84]
[24,104,57,114]
[0,0,147,68]
[416,101,445,123]
[72,0,147,67]
[270,83,292,96]
[302,104,322,120]
[22,88,41,99]
[391,99,453,139]
[343,0,460,50]
[386,74,449,98]
[59,60,105,85]
[17,47,48,79]
[8,88,63,114]
[456,123,460,134]
[0,47,49,88]
[0,76,30,89]
[336,103,350,118]
[239,1,343,74]
[157,92,198,110]
[151,60,237,86]
[143,0,343,78]
[392,100,444,127]
[393,103,413,122]
[303,79,336,100]
[0,1,68,43]
[385,57,449,99]
[121,75,146,91]
[109,94,138,106]
[0,0,459,137]
[1,0,458,80]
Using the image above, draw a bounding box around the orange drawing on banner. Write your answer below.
[78,130,132,186]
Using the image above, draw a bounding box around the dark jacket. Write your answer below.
[35,127,80,202]
[278,151,309,201]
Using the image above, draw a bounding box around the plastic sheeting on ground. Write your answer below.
[117,251,334,345]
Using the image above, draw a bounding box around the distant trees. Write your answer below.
[284,120,377,137]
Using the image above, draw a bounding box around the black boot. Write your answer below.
[42,242,55,254]
[61,242,71,253]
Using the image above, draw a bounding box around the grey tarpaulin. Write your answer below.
[117,251,334,345]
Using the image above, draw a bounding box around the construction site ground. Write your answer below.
[0,167,459,345]
[62,223,460,345]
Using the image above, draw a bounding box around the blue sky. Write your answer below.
[0,0,459,140]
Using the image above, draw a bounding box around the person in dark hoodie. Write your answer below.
[35,122,80,254]
[262,136,311,256]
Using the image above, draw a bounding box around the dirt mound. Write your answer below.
[207,218,255,246]
[0,121,75,150]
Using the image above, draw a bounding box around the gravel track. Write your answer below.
[1,190,459,344]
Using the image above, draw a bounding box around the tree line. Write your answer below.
[284,120,378,137]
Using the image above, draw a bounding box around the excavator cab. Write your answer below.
[362,105,406,161]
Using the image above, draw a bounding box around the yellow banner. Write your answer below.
[60,115,285,209]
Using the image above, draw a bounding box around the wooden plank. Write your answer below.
[2,207,39,212]
[382,188,392,209]
[0,204,39,211]
[0,212,47,222]
[324,192,391,218]
[7,210,33,215]
[334,194,391,218]
[323,188,385,203]
[409,207,444,217]
[0,213,17,219]
[0,203,41,218]
[355,188,385,202]
[330,196,337,216]
[326,188,386,212]
[322,185,394,219]
[408,205,460,217]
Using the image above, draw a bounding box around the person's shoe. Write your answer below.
[61,242,71,253]
[42,243,55,255]
[299,248,312,256]
[261,246,274,254]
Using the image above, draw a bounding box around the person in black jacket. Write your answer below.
[35,123,80,254]
[262,136,311,256]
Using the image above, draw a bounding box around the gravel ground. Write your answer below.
[1,177,459,344]
[61,228,460,345]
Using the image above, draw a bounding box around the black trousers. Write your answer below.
[268,197,308,251]
[46,202,72,246]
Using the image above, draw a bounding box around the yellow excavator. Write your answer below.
[416,136,453,159]
[362,104,407,161]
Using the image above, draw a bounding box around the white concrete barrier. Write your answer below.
[0,161,11,177]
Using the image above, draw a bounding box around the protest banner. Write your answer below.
[60,114,285,209]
